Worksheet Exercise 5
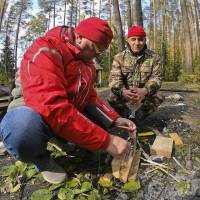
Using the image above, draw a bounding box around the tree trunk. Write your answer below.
[112,0,125,51]
[180,0,193,73]
[48,9,51,30]
[127,0,132,29]
[99,0,102,18]
[153,0,157,50]
[70,0,74,26]
[0,0,7,32]
[92,0,95,16]
[53,0,56,27]
[14,0,24,71]
[63,0,67,25]
[192,0,200,57]
[74,0,78,26]
[161,0,166,67]
[135,0,143,27]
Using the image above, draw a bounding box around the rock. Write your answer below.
[0,141,7,156]
[166,94,183,101]
[196,188,200,197]
[149,155,165,163]
[116,193,129,200]
[191,179,200,196]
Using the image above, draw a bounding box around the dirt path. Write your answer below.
[0,86,200,200]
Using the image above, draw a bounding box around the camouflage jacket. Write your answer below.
[109,47,162,98]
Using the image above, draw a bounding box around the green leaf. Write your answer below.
[98,176,113,188]
[48,183,64,191]
[0,165,18,179]
[15,161,27,175]
[10,183,21,193]
[72,189,84,195]
[67,178,80,188]
[88,190,101,200]
[176,181,188,192]
[57,188,74,200]
[122,180,141,192]
[75,195,87,200]
[81,181,92,192]
[25,169,37,180]
[30,189,52,200]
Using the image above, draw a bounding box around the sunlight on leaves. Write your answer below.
[30,189,52,200]
[122,180,141,192]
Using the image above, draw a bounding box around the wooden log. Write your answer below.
[150,136,173,158]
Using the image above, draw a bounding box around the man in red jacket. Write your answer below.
[0,17,136,184]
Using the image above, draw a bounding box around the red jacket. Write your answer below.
[20,26,119,151]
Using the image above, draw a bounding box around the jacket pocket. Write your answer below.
[140,67,152,83]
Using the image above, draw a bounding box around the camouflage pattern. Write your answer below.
[108,47,163,121]
[8,73,25,111]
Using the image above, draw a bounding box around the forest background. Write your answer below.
[0,0,199,87]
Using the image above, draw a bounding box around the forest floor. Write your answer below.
[0,82,200,200]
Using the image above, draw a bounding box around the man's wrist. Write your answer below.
[142,87,148,96]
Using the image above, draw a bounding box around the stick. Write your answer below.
[142,161,180,182]
[116,125,134,131]
[141,157,168,169]
[145,167,159,174]
[157,166,180,182]
[185,145,192,170]
[173,157,191,174]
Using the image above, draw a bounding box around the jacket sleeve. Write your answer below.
[145,54,163,96]
[108,55,126,98]
[20,43,110,152]
[85,88,120,129]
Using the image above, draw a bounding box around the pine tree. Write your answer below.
[1,36,15,80]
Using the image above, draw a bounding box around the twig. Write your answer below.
[157,166,180,182]
[173,157,191,174]
[145,167,159,174]
[141,157,168,169]
[116,125,134,131]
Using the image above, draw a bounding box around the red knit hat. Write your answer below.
[74,17,113,48]
[128,25,146,38]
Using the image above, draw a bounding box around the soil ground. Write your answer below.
[0,82,200,200]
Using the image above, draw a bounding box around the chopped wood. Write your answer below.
[169,133,183,145]
[150,136,173,158]
[112,156,123,179]
[119,148,135,183]
[152,129,163,136]
[128,149,141,181]
[160,88,199,93]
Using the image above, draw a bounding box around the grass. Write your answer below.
[161,81,200,90]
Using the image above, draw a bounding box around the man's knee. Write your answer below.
[0,106,51,161]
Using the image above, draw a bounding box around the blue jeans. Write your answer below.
[0,106,53,170]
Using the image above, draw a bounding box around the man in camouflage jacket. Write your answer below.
[108,25,163,123]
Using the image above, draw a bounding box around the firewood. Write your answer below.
[169,133,183,145]
[150,136,173,158]
[128,149,141,181]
